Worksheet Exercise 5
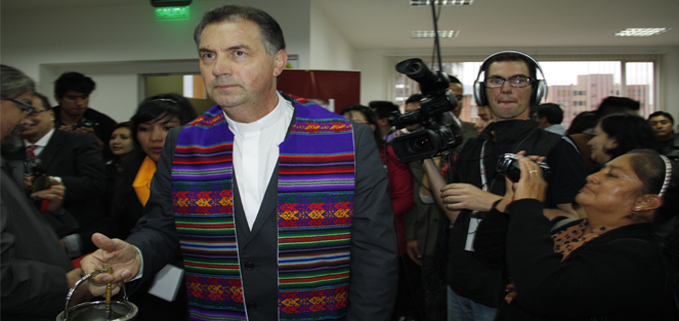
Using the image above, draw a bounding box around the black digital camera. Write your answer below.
[72,119,94,129]
[391,58,463,163]
[496,153,551,182]
[26,159,50,207]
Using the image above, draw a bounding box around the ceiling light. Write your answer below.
[412,30,460,39]
[410,0,473,6]
[614,28,669,37]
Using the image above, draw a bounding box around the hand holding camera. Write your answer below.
[495,152,548,213]
[31,177,66,214]
[496,153,550,183]
[26,159,66,213]
[59,118,94,134]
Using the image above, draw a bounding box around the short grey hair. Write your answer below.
[1,64,35,98]
[193,5,286,57]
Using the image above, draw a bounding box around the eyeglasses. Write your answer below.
[1,96,36,116]
[485,76,532,89]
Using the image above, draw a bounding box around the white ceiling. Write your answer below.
[3,0,678,50]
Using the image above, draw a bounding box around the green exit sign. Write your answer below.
[156,6,189,21]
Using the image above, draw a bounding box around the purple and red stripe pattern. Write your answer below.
[171,101,355,321]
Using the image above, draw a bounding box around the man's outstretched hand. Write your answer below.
[80,233,142,297]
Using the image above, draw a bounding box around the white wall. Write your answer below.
[356,46,679,117]
[1,0,312,122]
[662,46,679,116]
[309,1,355,71]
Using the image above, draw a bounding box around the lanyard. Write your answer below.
[479,140,488,192]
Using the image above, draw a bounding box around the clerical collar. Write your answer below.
[224,92,290,133]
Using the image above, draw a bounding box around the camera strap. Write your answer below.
[479,140,489,192]
[467,140,490,252]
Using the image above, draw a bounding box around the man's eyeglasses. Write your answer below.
[485,76,532,89]
[1,96,36,116]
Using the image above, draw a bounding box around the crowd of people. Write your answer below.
[1,4,679,321]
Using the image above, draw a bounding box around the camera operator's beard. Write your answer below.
[1,124,27,154]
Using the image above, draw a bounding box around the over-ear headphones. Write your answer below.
[473,51,547,107]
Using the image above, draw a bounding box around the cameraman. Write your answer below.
[370,100,401,143]
[423,52,587,321]
[53,72,117,159]
[401,93,449,321]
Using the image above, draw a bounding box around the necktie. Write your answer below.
[27,145,37,158]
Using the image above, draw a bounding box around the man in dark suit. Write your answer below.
[1,64,90,320]
[82,5,397,321]
[20,92,108,257]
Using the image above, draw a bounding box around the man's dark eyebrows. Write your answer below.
[226,44,251,51]
[488,74,530,79]
[199,44,252,53]
[66,94,88,99]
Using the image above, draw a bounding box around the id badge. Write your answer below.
[464,213,482,252]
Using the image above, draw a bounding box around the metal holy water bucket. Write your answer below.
[56,269,138,321]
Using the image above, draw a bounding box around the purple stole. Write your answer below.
[171,99,355,320]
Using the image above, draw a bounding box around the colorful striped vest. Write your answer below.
[171,98,355,321]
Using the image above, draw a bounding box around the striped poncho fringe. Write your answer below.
[171,99,355,321]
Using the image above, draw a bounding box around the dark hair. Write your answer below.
[130,93,198,143]
[405,94,424,105]
[54,72,96,99]
[648,111,674,125]
[448,75,461,85]
[33,92,52,111]
[194,5,285,57]
[369,100,400,119]
[341,104,382,148]
[567,111,598,135]
[537,103,563,125]
[125,94,197,166]
[112,121,132,133]
[596,96,640,118]
[598,113,659,160]
[483,52,537,80]
[1,64,35,98]
[626,149,678,224]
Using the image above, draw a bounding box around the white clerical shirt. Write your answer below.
[223,92,294,230]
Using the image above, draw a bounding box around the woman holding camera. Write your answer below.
[477,149,678,320]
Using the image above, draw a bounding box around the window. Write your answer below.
[392,55,658,129]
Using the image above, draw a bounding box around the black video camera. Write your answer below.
[391,58,463,163]
[72,118,93,130]
[496,153,551,183]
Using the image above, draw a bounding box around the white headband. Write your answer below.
[659,154,672,197]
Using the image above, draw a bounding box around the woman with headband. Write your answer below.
[109,93,197,321]
[475,149,678,320]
